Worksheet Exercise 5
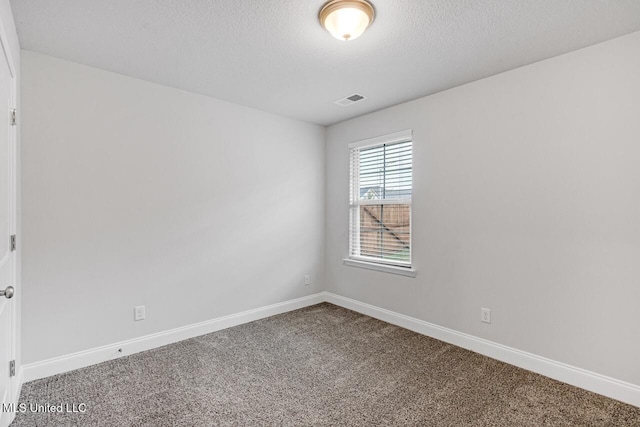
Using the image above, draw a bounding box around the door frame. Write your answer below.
[0,10,18,427]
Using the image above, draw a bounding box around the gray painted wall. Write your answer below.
[21,51,325,363]
[325,32,640,385]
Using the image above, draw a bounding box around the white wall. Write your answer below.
[21,51,325,364]
[326,32,640,386]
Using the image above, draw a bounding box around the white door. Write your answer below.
[0,31,17,427]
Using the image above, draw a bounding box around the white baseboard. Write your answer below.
[22,293,324,383]
[19,290,640,409]
[322,292,640,408]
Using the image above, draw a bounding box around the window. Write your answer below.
[349,130,412,268]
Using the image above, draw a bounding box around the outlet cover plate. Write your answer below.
[134,306,146,321]
[481,308,491,324]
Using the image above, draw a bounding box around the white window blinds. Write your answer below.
[349,130,412,267]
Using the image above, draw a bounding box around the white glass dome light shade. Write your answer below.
[319,0,375,41]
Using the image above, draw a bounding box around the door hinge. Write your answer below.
[9,360,15,377]
[10,109,16,126]
[10,234,16,251]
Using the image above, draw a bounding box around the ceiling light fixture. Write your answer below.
[319,0,375,41]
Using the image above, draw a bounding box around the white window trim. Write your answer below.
[343,258,417,277]
[348,129,413,149]
[348,129,413,271]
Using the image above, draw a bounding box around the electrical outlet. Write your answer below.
[481,307,491,324]
[134,305,146,321]
[304,274,311,286]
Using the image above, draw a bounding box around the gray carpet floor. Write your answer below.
[12,303,640,426]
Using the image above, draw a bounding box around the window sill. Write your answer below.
[342,259,417,277]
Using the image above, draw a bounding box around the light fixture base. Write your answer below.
[319,0,375,41]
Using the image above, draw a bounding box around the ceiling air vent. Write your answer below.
[334,93,367,107]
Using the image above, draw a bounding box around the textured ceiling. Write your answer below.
[10,0,640,125]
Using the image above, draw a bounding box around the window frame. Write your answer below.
[348,129,413,270]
